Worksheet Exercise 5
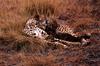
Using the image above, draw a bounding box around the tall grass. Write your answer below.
[24,0,62,17]
[0,0,99,44]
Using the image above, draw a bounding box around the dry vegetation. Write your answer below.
[0,0,100,66]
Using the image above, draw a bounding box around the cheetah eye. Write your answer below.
[41,31,45,35]
[42,32,46,35]
[41,31,44,34]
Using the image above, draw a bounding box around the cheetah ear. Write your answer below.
[34,14,40,20]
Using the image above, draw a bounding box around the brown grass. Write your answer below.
[0,0,99,36]
[0,0,100,66]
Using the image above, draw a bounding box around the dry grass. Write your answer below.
[0,0,100,66]
[0,0,99,37]
[25,0,59,16]
[0,0,61,56]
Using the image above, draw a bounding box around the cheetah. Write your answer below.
[23,17,48,39]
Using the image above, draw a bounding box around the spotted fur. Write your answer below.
[56,24,77,37]
[23,18,48,39]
